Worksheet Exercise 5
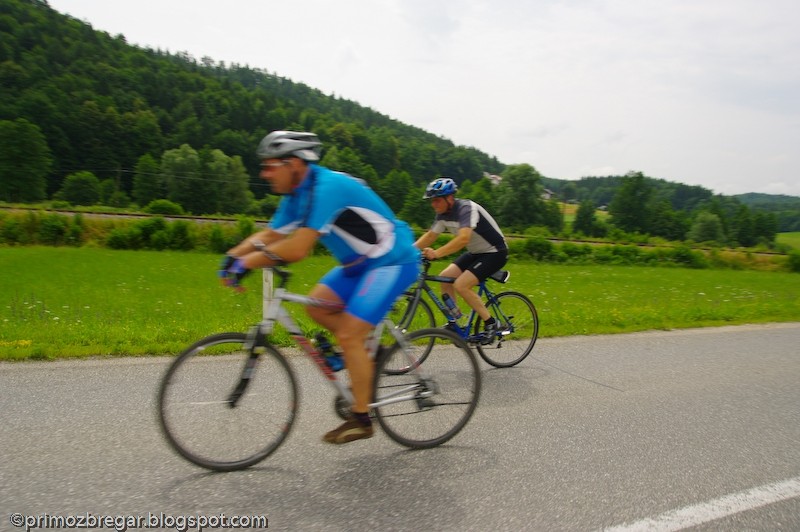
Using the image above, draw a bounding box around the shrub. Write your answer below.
[208,224,229,254]
[0,217,24,244]
[66,214,85,246]
[560,242,593,263]
[37,213,68,245]
[610,245,642,265]
[670,245,709,269]
[134,217,167,243]
[236,216,256,241]
[107,190,131,208]
[788,250,800,273]
[523,237,556,261]
[144,199,184,216]
[105,229,129,250]
[168,221,195,250]
[149,230,170,250]
[59,171,101,205]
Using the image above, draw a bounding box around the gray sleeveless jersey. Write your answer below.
[430,199,507,254]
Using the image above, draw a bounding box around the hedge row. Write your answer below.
[1,210,797,272]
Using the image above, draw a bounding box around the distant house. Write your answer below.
[483,172,503,185]
[541,188,556,200]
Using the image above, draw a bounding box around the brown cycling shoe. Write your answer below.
[322,417,374,444]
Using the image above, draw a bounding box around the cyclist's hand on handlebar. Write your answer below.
[218,254,251,291]
[421,247,438,261]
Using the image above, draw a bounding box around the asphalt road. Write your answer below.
[2,323,799,532]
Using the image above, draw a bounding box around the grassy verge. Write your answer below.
[776,232,800,250]
[1,247,799,361]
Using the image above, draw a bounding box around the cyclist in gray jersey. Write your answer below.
[414,177,508,344]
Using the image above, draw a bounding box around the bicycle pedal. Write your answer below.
[416,397,436,409]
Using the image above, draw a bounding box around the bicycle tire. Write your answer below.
[382,294,436,375]
[373,328,480,448]
[158,332,298,471]
[474,291,539,368]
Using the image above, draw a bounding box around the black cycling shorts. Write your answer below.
[453,250,508,282]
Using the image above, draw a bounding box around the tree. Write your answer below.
[162,144,202,214]
[753,211,778,244]
[609,171,653,234]
[459,177,496,213]
[320,146,379,186]
[57,171,101,205]
[0,118,51,202]
[732,204,756,247]
[399,184,432,228]
[214,152,253,215]
[542,200,564,233]
[573,200,599,236]
[132,154,164,207]
[376,169,413,214]
[562,182,578,203]
[494,164,546,232]
[649,200,689,241]
[688,211,725,244]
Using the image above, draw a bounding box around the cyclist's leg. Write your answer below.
[453,251,507,320]
[453,270,486,319]
[440,253,469,300]
[311,263,418,442]
[306,273,373,416]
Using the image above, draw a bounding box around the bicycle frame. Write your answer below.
[244,267,433,412]
[404,266,502,342]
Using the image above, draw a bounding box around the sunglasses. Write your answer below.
[260,160,290,169]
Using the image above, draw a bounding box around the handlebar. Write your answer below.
[249,239,292,289]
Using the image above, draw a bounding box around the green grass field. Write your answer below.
[777,232,800,250]
[1,246,799,360]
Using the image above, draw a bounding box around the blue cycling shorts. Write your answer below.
[320,261,420,326]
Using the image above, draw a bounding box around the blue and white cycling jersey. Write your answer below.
[269,164,418,268]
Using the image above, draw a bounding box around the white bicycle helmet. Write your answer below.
[256,130,322,162]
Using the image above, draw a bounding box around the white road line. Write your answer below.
[603,476,800,532]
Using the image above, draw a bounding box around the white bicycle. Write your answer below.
[157,266,481,471]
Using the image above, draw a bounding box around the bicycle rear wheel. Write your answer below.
[381,294,435,374]
[158,332,298,471]
[373,328,480,448]
[475,291,539,368]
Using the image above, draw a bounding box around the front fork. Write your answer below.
[227,325,265,408]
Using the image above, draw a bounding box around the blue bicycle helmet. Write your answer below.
[423,177,458,199]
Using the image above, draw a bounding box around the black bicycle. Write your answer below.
[385,259,539,368]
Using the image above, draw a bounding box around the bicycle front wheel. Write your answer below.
[373,328,480,448]
[475,291,539,368]
[158,332,298,471]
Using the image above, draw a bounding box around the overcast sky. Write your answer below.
[47,0,800,197]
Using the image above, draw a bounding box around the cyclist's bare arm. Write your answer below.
[231,227,321,270]
[228,228,285,256]
[422,227,471,260]
[414,230,439,250]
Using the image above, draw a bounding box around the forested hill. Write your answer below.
[0,0,502,199]
[3,0,798,234]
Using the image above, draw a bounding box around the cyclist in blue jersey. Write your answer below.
[220,131,421,444]
[414,177,508,344]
